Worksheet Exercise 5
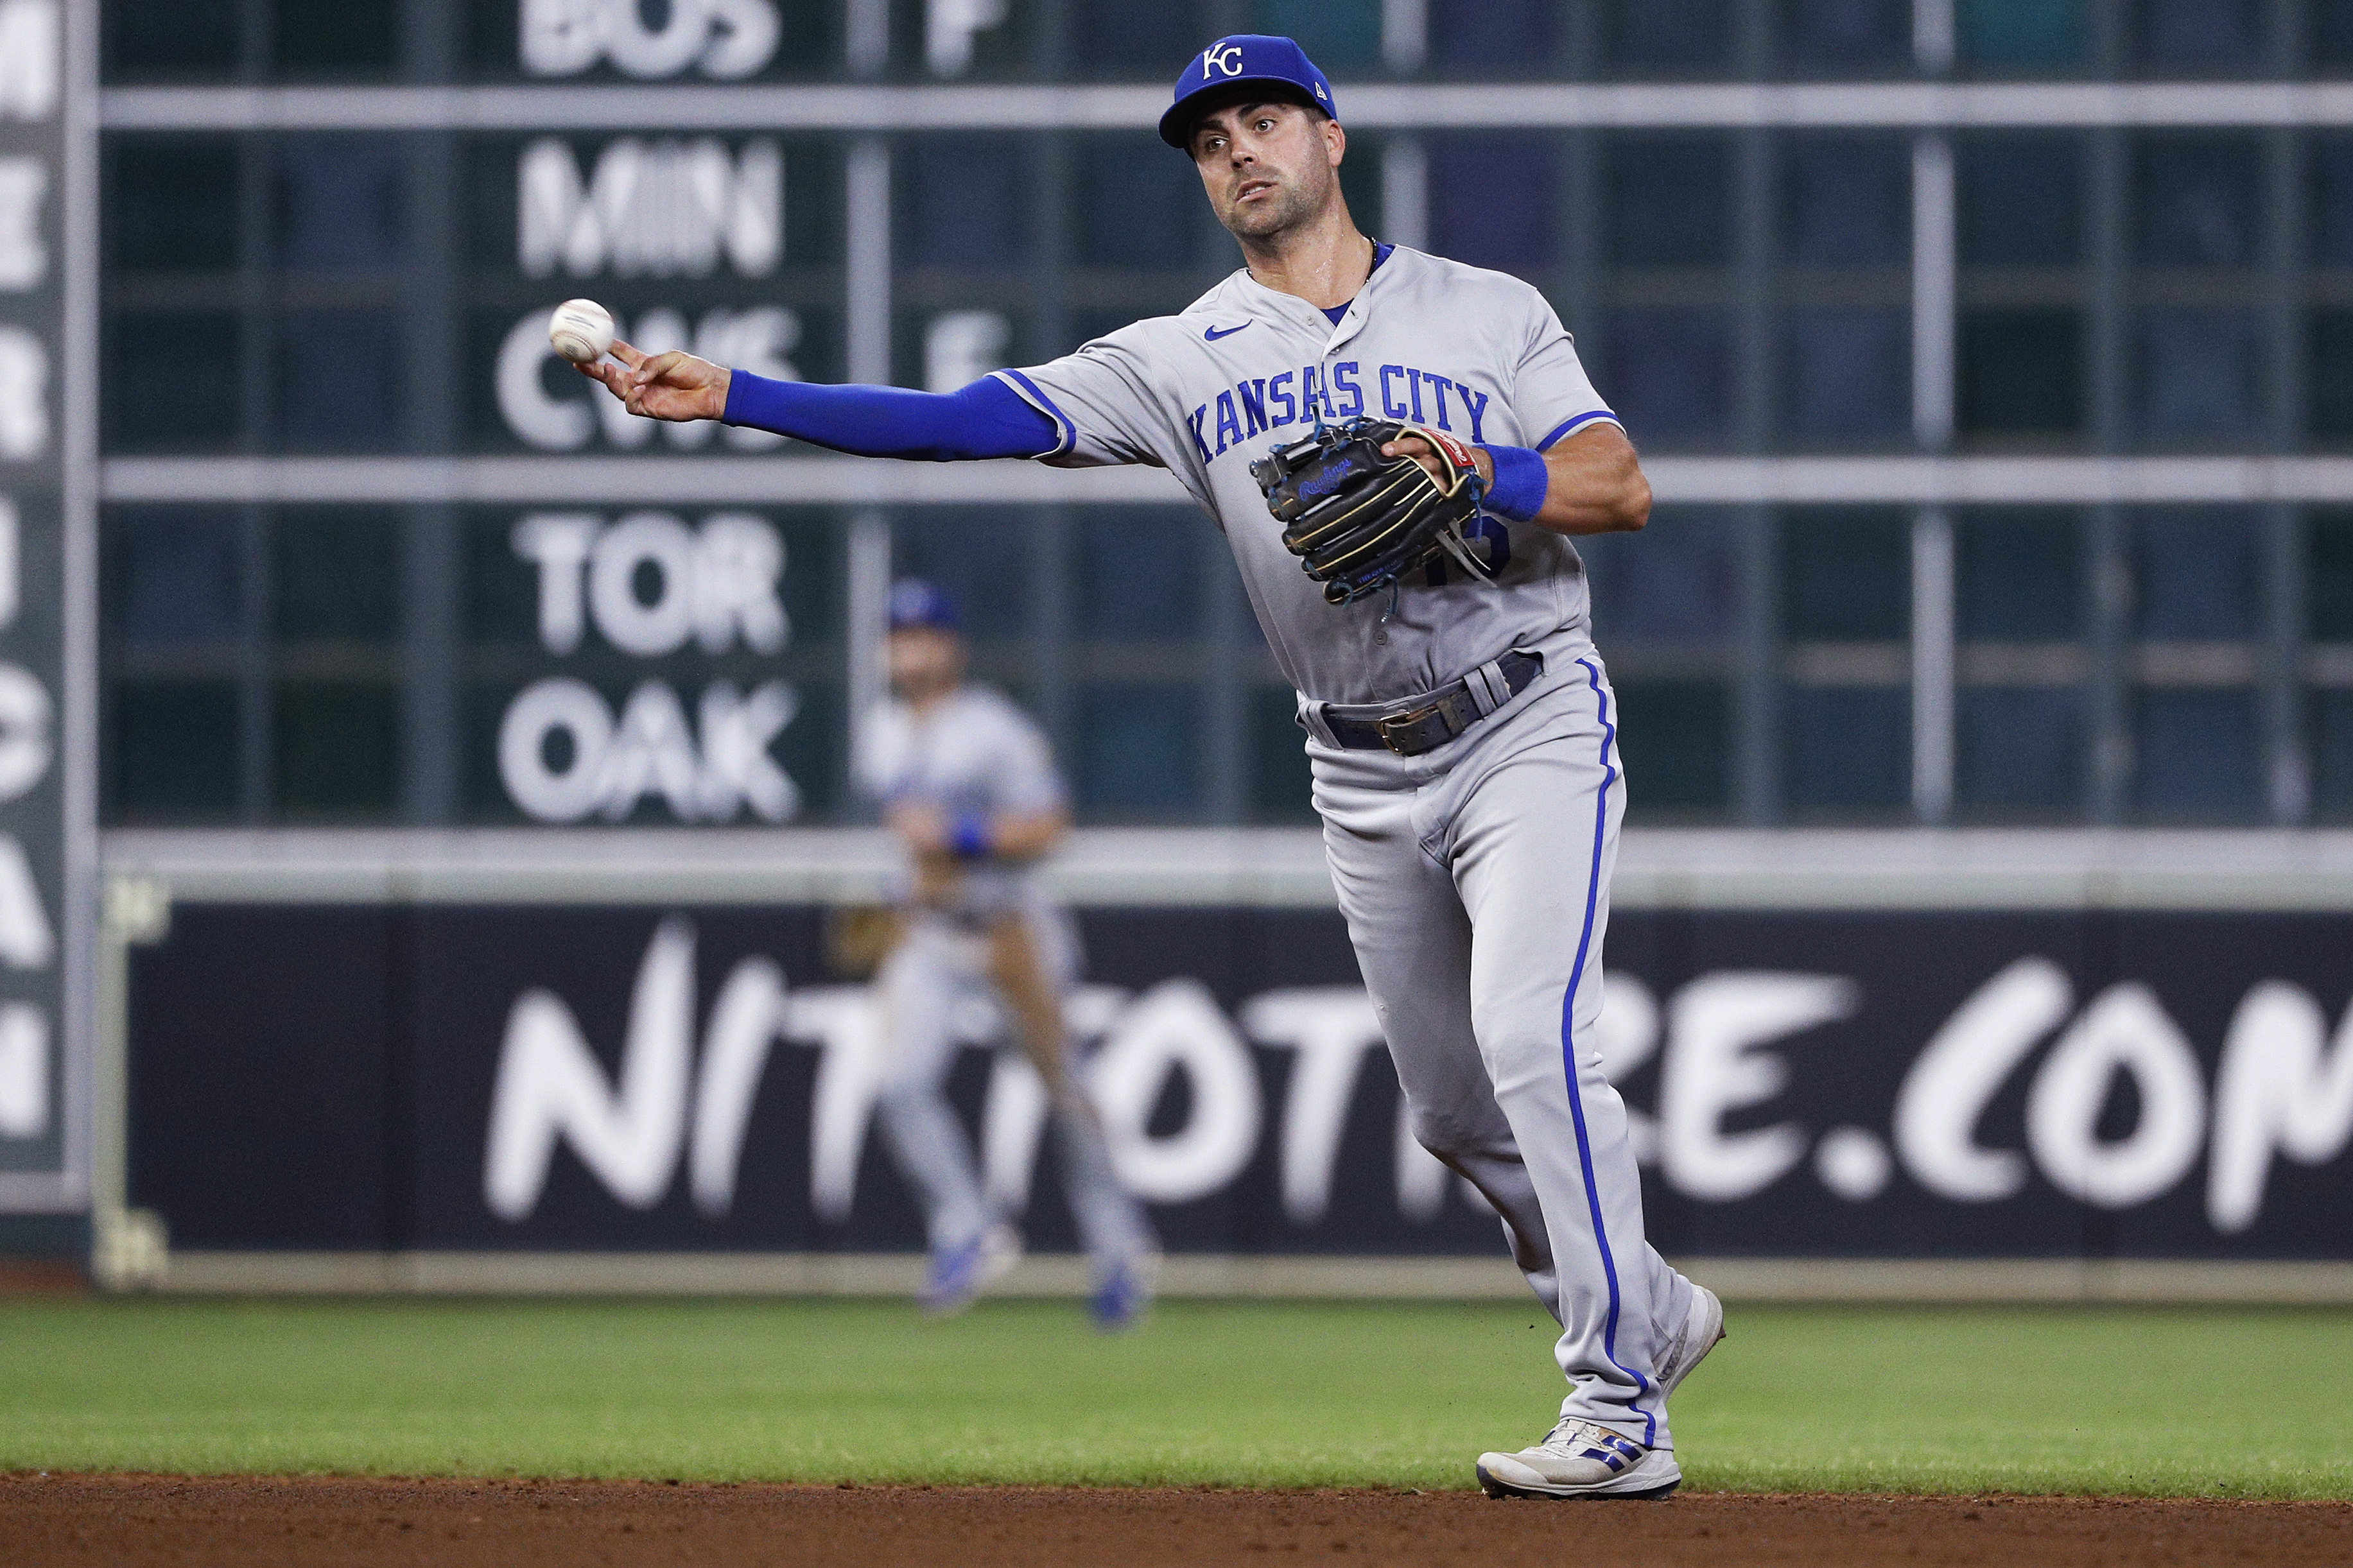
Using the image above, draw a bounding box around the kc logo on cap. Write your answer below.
[1160,34,1341,148]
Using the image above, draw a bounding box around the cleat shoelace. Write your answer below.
[1531,1419,1645,1474]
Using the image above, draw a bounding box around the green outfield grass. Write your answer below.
[0,1297,2346,1497]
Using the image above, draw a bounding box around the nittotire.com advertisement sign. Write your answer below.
[123,903,2353,1261]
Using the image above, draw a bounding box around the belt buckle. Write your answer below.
[1375,701,1443,755]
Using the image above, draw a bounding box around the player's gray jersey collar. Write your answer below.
[1204,243,1414,358]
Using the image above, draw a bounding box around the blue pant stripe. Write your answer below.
[1559,656,1656,1446]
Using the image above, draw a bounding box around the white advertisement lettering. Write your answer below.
[477,924,2353,1238]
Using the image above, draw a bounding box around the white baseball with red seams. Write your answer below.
[994,243,1710,1475]
[548,298,615,365]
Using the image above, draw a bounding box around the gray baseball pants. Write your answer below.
[1305,637,1696,1449]
[873,906,1152,1279]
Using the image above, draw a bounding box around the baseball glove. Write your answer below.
[1250,417,1493,605]
[824,902,904,979]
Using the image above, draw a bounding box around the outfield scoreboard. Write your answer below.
[87,0,2353,836]
[94,0,1227,835]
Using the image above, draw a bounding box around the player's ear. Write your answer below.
[1324,117,1346,169]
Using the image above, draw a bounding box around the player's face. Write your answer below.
[887,626,964,700]
[1188,100,1343,242]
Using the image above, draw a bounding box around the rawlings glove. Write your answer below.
[1250,417,1494,606]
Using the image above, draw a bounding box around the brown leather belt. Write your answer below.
[1321,650,1544,757]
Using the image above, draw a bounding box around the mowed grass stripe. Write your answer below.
[0,1298,2345,1497]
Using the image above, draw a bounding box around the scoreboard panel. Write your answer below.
[0,0,89,1212]
[83,1,2353,835]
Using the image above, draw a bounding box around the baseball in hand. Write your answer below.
[549,298,615,364]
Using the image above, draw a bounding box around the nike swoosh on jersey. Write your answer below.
[1203,323,1253,341]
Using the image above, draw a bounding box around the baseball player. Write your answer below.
[579,33,1723,1497]
[855,578,1158,1329]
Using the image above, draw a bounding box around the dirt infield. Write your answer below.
[3,1477,2349,1567]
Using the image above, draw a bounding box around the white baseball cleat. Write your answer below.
[1475,1418,1682,1499]
[1088,1250,1159,1334]
[1476,1286,1722,1499]
[1656,1283,1726,1400]
[921,1222,1023,1316]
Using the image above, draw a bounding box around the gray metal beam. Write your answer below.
[98,452,2353,508]
[96,82,2353,135]
[98,823,2353,911]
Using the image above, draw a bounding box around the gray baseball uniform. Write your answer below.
[855,685,1154,1281]
[996,245,1699,1454]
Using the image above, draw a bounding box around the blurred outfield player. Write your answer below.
[579,33,1724,1499]
[856,578,1157,1329]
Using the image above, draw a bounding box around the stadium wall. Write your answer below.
[88,827,2353,1302]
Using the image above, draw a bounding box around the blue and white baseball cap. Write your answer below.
[1159,35,1338,150]
[887,577,962,633]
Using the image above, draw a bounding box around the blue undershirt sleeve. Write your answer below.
[719,372,1061,461]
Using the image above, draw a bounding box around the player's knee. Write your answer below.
[1405,1106,1482,1163]
[1466,992,1555,1066]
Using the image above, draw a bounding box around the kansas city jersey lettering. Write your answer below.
[996,243,1620,705]
[1186,362,1497,463]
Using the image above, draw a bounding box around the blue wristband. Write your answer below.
[1484,445,1548,523]
[948,814,994,860]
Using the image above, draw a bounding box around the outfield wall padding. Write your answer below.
[119,902,2353,1270]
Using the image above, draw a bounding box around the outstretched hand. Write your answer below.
[575,340,733,423]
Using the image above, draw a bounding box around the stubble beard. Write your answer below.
[1219,171,1324,245]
